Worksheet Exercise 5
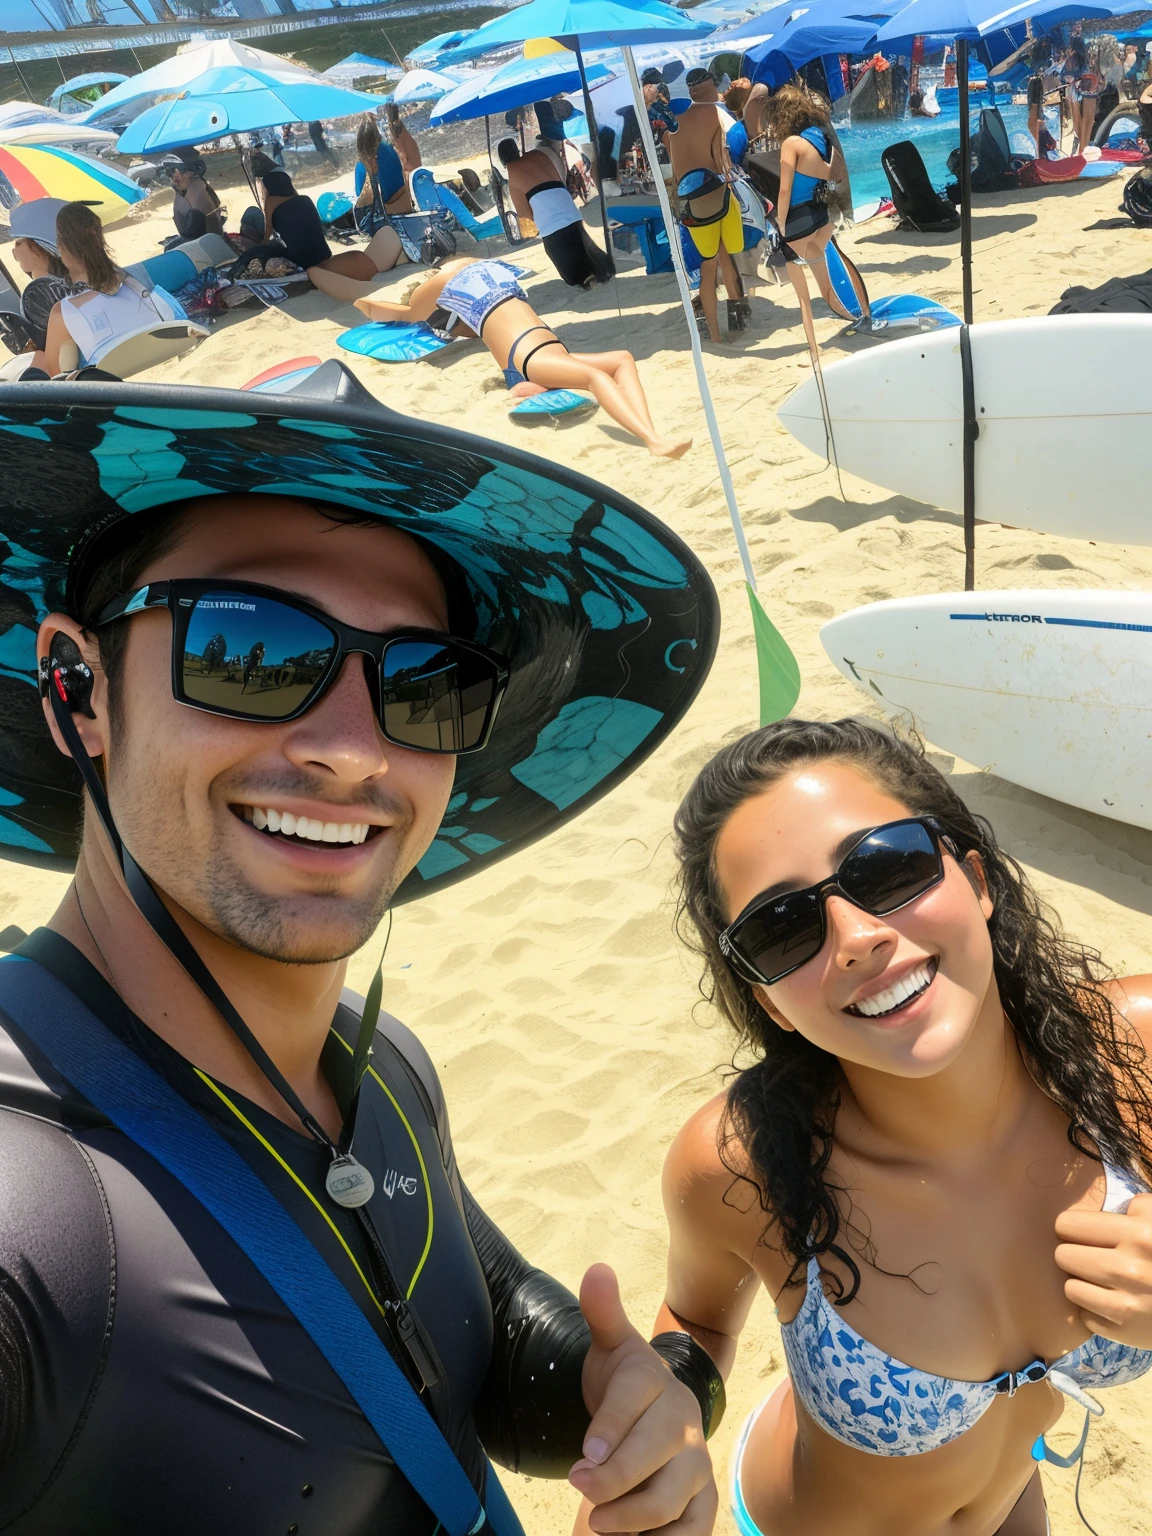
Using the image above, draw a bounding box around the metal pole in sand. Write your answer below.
[621,44,755,591]
[957,35,977,590]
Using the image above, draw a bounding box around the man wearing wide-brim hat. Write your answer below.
[0,373,723,1535]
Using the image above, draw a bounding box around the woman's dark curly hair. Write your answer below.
[674,718,1152,1303]
[764,82,831,146]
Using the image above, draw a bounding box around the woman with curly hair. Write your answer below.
[766,84,868,324]
[658,719,1152,1535]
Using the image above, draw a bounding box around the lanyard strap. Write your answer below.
[0,953,522,1536]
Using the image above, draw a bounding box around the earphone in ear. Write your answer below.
[39,633,96,720]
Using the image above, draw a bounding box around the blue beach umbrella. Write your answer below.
[446,0,713,272]
[116,66,385,154]
[407,30,477,65]
[721,0,891,47]
[430,52,613,125]
[449,0,713,62]
[975,0,1134,29]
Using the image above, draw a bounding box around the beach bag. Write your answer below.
[419,216,457,267]
[676,168,732,227]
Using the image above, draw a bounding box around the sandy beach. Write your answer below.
[3,153,1151,1532]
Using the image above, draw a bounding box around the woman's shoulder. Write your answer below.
[1106,976,1152,1055]
[665,1089,775,1264]
[666,1092,753,1209]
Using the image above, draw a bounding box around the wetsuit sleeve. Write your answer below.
[464,1184,591,1476]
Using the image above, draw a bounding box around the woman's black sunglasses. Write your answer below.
[95,579,509,755]
[718,817,958,987]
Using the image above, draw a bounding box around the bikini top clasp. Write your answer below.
[990,1359,1050,1397]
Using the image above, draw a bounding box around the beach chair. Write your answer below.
[57,320,210,380]
[0,258,34,355]
[123,248,200,293]
[881,142,961,233]
[410,168,503,241]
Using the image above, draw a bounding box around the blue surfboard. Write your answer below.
[1078,160,1122,179]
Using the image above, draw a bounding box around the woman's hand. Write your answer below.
[1055,1192,1152,1350]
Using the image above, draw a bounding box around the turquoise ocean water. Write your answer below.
[836,102,1064,209]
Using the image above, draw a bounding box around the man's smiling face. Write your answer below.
[79,496,458,964]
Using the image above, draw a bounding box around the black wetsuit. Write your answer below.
[0,929,591,1534]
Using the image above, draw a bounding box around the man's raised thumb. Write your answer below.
[579,1262,635,1354]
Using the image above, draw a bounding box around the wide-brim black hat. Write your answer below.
[0,374,718,902]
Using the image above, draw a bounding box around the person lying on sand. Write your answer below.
[651,718,1152,1536]
[0,387,719,1534]
[355,257,692,459]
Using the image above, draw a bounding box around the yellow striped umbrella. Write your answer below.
[0,144,145,224]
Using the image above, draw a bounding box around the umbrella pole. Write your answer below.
[575,43,615,277]
[622,45,755,591]
[957,38,973,326]
[957,37,977,591]
[6,47,34,100]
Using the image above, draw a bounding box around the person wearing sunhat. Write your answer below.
[0,371,722,1535]
[2,197,80,357]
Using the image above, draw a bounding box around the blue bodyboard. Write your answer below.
[826,241,960,335]
[1078,160,1122,178]
[337,321,456,362]
[509,389,596,418]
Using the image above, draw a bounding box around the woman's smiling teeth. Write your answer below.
[846,958,938,1019]
[242,805,371,846]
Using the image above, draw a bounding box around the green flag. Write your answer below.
[747,583,801,726]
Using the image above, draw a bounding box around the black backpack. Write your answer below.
[1122,171,1152,229]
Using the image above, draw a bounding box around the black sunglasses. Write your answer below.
[718,817,957,987]
[95,579,509,755]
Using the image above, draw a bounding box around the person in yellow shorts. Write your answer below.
[664,68,750,343]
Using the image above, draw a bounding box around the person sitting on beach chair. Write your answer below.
[4,197,79,354]
[354,257,691,458]
[33,202,182,376]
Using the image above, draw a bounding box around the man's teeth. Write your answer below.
[244,806,369,845]
[851,961,935,1018]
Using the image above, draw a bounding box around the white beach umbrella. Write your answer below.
[391,68,466,104]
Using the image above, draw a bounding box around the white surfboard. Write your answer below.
[821,591,1152,829]
[779,316,1152,544]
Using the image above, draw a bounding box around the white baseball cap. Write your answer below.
[8,197,69,255]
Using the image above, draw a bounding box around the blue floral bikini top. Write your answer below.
[782,1160,1152,1456]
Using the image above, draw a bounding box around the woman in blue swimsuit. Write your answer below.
[768,86,869,326]
[355,257,691,458]
[660,718,1152,1536]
